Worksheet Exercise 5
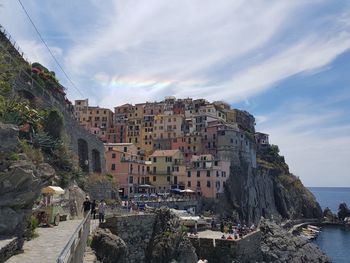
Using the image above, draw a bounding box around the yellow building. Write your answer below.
[148,149,184,192]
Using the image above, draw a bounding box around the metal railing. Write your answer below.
[56,211,91,263]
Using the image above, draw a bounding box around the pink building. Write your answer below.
[105,147,152,197]
[185,154,230,198]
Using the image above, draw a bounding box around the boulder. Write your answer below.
[0,155,55,240]
[0,122,18,153]
[91,228,127,263]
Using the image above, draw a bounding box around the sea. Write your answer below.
[308,187,350,263]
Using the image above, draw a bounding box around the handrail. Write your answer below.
[56,211,91,263]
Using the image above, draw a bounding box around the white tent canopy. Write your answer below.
[41,186,65,195]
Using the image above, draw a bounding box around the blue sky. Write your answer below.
[1,0,349,186]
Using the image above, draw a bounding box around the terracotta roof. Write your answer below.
[150,149,180,157]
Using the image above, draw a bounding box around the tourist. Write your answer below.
[98,200,107,223]
[211,218,215,230]
[220,221,224,233]
[82,197,91,217]
[91,200,97,219]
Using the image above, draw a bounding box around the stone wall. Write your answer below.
[100,214,156,263]
[189,231,262,263]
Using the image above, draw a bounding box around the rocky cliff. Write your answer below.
[220,144,322,224]
[0,123,55,244]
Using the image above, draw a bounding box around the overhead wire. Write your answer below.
[17,0,85,98]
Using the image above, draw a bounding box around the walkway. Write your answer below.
[7,219,82,263]
[190,230,242,241]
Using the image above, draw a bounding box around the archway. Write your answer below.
[78,138,89,172]
[92,149,102,173]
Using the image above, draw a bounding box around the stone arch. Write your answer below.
[92,149,102,173]
[78,138,89,173]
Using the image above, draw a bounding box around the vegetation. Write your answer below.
[338,203,350,221]
[42,108,64,139]
[257,144,289,172]
[30,215,39,239]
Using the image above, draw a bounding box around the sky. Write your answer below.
[0,0,349,187]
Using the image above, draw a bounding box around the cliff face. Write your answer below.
[0,123,55,242]
[221,145,322,224]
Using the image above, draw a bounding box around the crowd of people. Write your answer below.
[82,197,107,223]
[219,220,256,240]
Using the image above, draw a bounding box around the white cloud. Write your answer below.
[258,100,350,187]
[17,39,62,69]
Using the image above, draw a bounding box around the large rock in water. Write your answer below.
[91,228,127,263]
[259,220,330,263]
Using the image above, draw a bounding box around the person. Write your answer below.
[220,221,224,233]
[211,218,215,230]
[194,220,198,235]
[98,200,107,223]
[82,197,91,217]
[38,211,52,227]
[91,200,97,219]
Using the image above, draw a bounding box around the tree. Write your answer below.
[337,203,350,221]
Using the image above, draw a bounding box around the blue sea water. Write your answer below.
[309,187,350,263]
[309,187,350,213]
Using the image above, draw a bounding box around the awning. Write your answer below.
[170,188,182,193]
[182,189,195,193]
[138,184,155,188]
[41,186,65,195]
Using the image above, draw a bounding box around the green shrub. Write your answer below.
[19,140,44,165]
[31,215,39,238]
[7,152,19,161]
[43,108,64,139]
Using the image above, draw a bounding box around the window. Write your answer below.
[187,171,191,177]
[206,170,210,177]
[153,176,156,182]
[197,181,201,187]
[214,161,218,166]
[216,171,220,177]
[197,171,200,177]
[166,157,172,162]
[111,164,116,171]
[187,181,191,187]
[167,176,170,182]
[207,181,211,187]
[112,153,116,159]
[129,176,133,183]
[153,157,157,163]
[153,167,157,174]
[124,147,127,152]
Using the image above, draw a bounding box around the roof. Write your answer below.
[150,149,180,157]
[41,186,65,194]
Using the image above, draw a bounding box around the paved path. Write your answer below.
[7,219,82,263]
[190,230,242,240]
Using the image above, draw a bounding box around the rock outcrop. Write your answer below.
[91,228,127,263]
[259,220,330,263]
[220,145,322,224]
[0,123,55,244]
[146,208,198,263]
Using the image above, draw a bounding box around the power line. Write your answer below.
[17,0,85,98]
